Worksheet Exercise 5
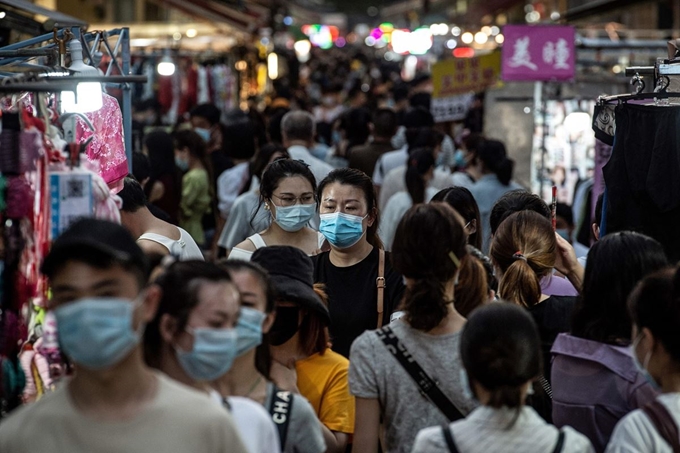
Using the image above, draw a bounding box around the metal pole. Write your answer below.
[121,27,133,172]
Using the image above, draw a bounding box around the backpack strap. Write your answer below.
[642,400,680,452]
[376,326,464,422]
[269,386,295,449]
[441,425,460,453]
[551,430,565,453]
[376,249,386,329]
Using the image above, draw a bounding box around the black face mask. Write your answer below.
[269,306,301,346]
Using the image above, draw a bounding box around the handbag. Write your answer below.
[375,326,464,422]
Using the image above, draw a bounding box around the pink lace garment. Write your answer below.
[75,92,128,191]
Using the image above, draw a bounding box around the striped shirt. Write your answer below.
[412,406,594,453]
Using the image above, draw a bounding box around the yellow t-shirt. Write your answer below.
[296,349,356,434]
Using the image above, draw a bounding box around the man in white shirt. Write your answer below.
[281,110,334,184]
[119,177,204,260]
[0,218,246,453]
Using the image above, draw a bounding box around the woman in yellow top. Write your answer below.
[174,130,213,246]
[251,245,356,453]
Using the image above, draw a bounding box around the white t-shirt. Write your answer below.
[217,162,251,219]
[605,393,680,453]
[138,226,204,260]
[210,391,281,453]
[413,406,594,453]
[0,373,248,453]
[287,145,334,185]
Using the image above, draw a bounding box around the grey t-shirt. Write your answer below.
[264,383,326,453]
[349,320,477,453]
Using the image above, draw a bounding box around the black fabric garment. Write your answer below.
[603,104,680,261]
[312,247,405,358]
[526,295,578,383]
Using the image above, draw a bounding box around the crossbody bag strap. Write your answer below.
[441,425,460,453]
[376,327,464,422]
[376,249,386,329]
[642,400,680,452]
[269,386,295,449]
[551,430,566,453]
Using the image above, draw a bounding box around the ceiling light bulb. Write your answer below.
[157,50,176,76]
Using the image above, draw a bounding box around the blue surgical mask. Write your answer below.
[194,127,211,143]
[556,228,570,242]
[176,327,237,381]
[454,149,467,168]
[175,156,189,172]
[236,307,266,356]
[631,334,660,390]
[54,297,142,370]
[319,212,367,249]
[273,203,317,232]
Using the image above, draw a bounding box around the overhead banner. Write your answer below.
[502,25,575,81]
[431,52,500,122]
[432,52,501,98]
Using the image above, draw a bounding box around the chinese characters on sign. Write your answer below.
[502,25,575,81]
[431,52,501,122]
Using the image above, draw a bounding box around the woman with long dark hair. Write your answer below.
[380,149,437,250]
[469,139,522,252]
[145,130,182,224]
[552,233,667,451]
[606,266,680,452]
[431,186,483,250]
[350,203,476,453]
[313,168,405,358]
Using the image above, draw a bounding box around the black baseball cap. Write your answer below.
[251,246,330,325]
[42,218,148,278]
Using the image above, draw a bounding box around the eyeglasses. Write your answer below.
[271,194,316,207]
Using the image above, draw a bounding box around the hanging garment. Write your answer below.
[75,93,128,190]
[603,103,680,261]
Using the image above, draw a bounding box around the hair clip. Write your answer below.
[513,251,527,261]
[448,251,460,268]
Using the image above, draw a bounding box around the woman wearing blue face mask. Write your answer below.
[228,159,325,261]
[145,260,281,453]
[606,266,680,453]
[313,168,405,358]
[174,130,213,247]
[218,259,327,453]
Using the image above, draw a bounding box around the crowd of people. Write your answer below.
[1,69,680,453]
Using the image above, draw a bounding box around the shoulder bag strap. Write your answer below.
[376,249,386,329]
[269,386,295,449]
[551,429,565,453]
[441,425,460,453]
[376,327,464,422]
[642,400,680,452]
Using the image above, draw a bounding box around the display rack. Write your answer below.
[0,26,146,170]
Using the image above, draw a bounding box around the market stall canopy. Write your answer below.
[150,0,265,33]
[0,0,86,27]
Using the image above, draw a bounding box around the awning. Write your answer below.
[151,0,265,32]
[0,0,87,27]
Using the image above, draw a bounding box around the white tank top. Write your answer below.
[228,232,326,261]
[138,227,205,261]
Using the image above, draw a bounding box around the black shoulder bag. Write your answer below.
[269,386,295,449]
[376,326,464,422]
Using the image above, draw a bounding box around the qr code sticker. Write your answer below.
[67,179,85,198]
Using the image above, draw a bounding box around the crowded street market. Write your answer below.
[0,0,680,451]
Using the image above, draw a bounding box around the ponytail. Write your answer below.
[489,211,556,308]
[477,139,514,186]
[405,148,435,205]
[403,277,450,331]
[498,257,541,308]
